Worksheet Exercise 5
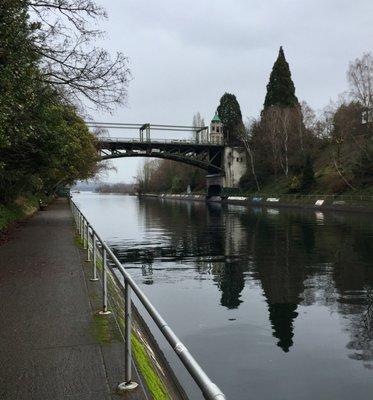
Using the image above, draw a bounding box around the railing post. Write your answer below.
[118,279,138,392]
[90,233,99,282]
[80,216,84,240]
[99,248,111,315]
[83,219,88,249]
[75,208,78,228]
[86,224,91,261]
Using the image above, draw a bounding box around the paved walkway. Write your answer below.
[0,199,148,400]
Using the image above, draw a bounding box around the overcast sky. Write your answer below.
[92,0,373,183]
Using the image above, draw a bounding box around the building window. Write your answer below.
[216,126,220,133]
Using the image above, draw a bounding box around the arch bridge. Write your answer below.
[88,122,247,195]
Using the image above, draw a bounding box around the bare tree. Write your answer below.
[348,53,373,118]
[261,106,282,177]
[28,0,131,110]
[300,101,316,132]
[260,105,304,177]
[192,112,205,142]
[240,121,260,191]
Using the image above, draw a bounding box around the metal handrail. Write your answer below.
[98,136,224,146]
[70,199,226,400]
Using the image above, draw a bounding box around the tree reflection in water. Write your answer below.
[112,197,373,364]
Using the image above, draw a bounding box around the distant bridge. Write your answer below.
[88,122,247,193]
[89,122,225,173]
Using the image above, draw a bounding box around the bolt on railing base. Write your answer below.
[98,310,112,316]
[117,381,138,392]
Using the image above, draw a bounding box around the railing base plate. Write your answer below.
[89,278,99,282]
[117,381,138,392]
[98,310,112,316]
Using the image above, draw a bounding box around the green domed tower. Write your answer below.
[210,111,223,144]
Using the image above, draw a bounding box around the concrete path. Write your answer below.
[0,199,148,400]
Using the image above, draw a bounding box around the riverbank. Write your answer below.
[142,193,373,213]
[0,194,53,241]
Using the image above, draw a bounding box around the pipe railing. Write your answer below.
[98,136,224,146]
[70,199,226,400]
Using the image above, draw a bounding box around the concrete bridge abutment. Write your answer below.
[206,146,247,199]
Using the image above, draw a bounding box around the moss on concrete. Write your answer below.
[105,271,172,399]
[74,235,84,248]
[132,334,170,400]
[72,224,173,399]
[90,314,121,344]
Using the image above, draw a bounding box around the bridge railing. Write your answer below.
[70,199,226,400]
[98,136,224,146]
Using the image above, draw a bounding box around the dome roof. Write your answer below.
[211,112,221,123]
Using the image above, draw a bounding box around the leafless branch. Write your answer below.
[27,0,131,110]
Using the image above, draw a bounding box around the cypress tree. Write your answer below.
[264,46,298,109]
[217,92,244,145]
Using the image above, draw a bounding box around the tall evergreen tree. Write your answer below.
[264,46,298,109]
[217,92,244,145]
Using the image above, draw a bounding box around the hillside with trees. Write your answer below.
[243,48,373,194]
[137,47,373,196]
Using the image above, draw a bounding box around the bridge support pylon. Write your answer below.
[222,146,247,188]
[206,146,247,200]
[206,174,223,199]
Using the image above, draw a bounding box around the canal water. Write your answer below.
[74,192,373,400]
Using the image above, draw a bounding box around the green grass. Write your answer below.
[74,234,84,248]
[0,204,23,231]
[0,194,53,232]
[131,334,170,400]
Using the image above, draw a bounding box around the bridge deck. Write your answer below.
[99,137,225,173]
[99,137,224,147]
[0,199,148,400]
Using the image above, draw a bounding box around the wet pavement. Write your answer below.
[0,198,148,400]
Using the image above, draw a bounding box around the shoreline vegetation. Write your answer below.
[135,48,373,198]
[0,194,49,235]
[0,1,129,230]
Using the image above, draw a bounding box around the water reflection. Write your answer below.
[111,197,373,362]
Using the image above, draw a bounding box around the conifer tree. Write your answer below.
[217,92,244,145]
[264,46,298,109]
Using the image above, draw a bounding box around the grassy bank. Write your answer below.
[0,195,50,232]
[238,176,373,198]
